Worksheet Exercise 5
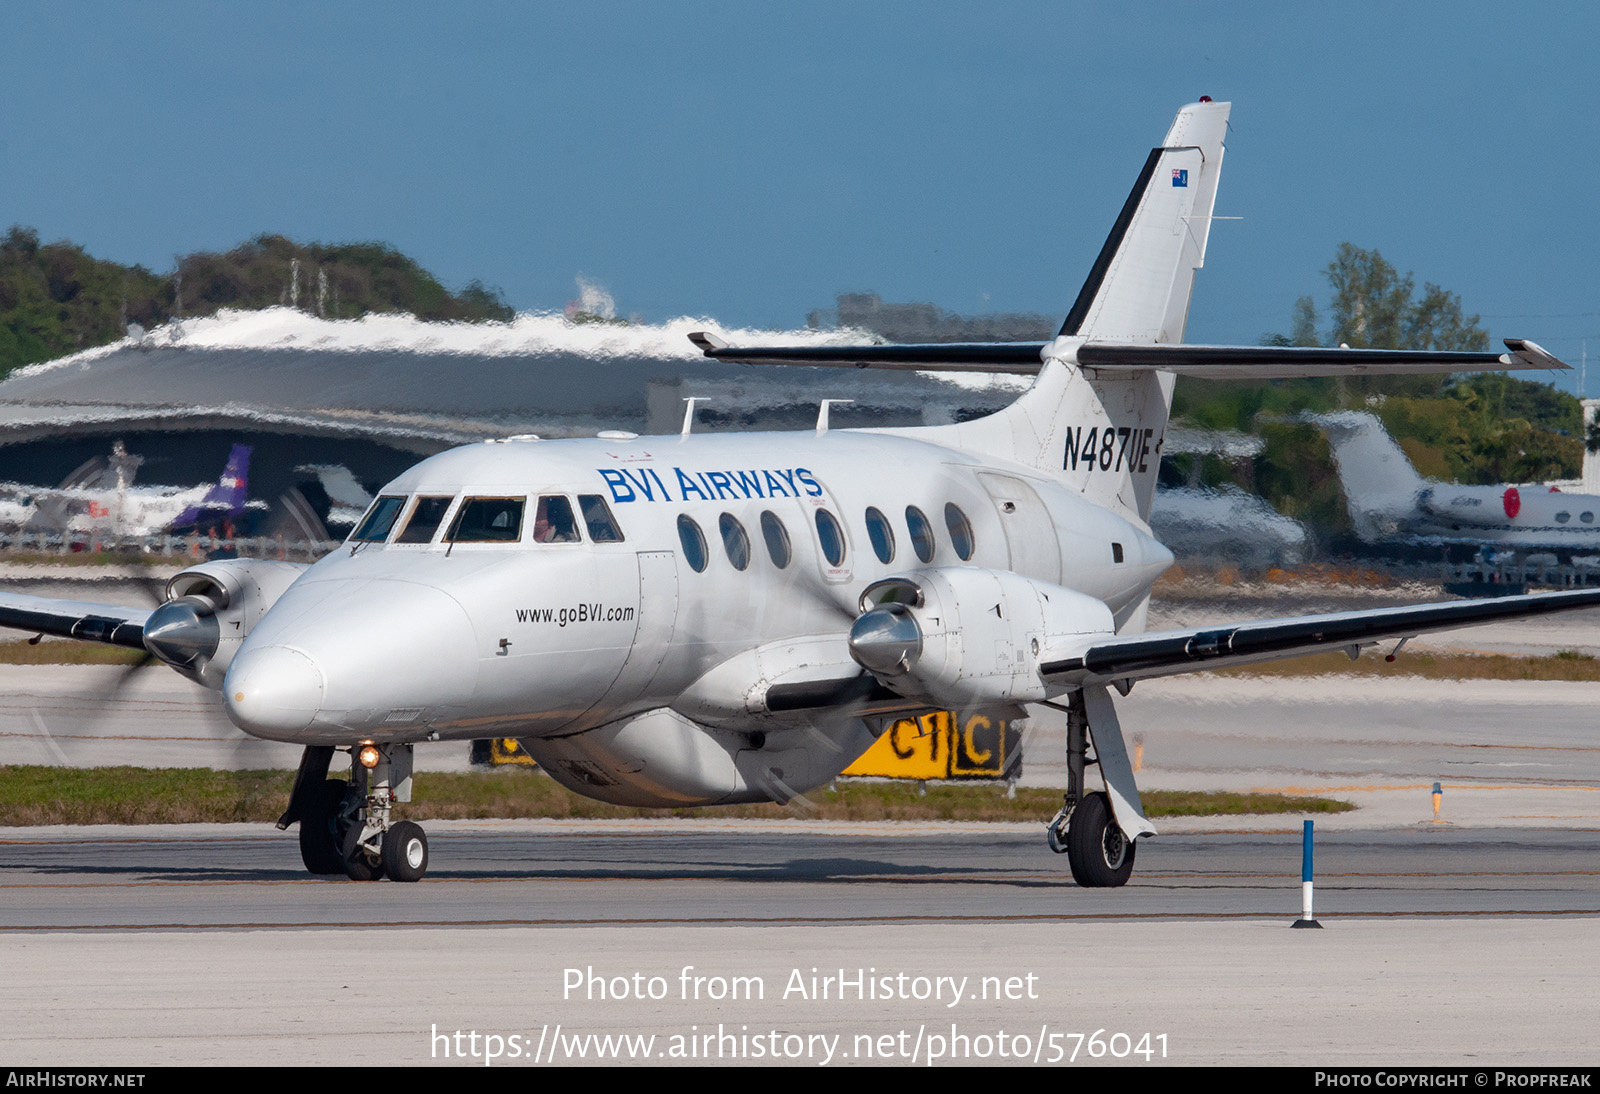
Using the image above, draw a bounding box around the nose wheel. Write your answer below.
[284,744,429,882]
[382,821,429,882]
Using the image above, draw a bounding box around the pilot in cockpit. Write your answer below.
[533,495,580,543]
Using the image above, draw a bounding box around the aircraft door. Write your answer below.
[979,473,1062,583]
[601,549,681,706]
[801,479,853,585]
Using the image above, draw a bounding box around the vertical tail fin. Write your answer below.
[1309,412,1426,540]
[169,444,252,529]
[933,101,1230,521]
[202,444,252,512]
[1063,100,1229,345]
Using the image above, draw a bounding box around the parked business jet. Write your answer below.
[0,100,1590,887]
[1315,411,1600,553]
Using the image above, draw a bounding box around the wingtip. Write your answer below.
[687,331,727,355]
[1503,338,1571,371]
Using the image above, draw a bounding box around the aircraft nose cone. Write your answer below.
[849,605,923,676]
[224,645,325,738]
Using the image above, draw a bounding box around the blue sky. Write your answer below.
[7,2,1599,390]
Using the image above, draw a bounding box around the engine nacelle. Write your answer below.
[670,634,862,727]
[146,559,308,688]
[519,707,878,808]
[848,567,1114,707]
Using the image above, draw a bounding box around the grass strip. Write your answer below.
[1203,649,1600,682]
[0,765,1351,826]
[0,643,149,665]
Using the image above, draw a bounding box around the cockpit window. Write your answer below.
[447,497,524,542]
[578,495,625,543]
[396,496,455,543]
[533,496,580,543]
[351,495,405,542]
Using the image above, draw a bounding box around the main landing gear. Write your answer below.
[1044,687,1150,888]
[278,742,429,882]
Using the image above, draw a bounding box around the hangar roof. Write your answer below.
[0,308,1028,454]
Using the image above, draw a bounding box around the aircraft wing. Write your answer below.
[1040,588,1600,687]
[0,590,149,649]
[689,333,1567,377]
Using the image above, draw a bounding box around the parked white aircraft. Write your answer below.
[0,442,258,538]
[1316,411,1600,551]
[0,100,1589,887]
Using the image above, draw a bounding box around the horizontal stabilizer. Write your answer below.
[689,335,1568,378]
[1041,587,1600,685]
[687,336,1047,373]
[1074,339,1566,378]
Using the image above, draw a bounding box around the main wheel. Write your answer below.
[343,850,384,881]
[381,821,429,883]
[298,779,349,875]
[1065,791,1136,887]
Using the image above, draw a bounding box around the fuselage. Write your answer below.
[1383,482,1600,549]
[221,428,1171,745]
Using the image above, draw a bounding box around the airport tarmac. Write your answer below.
[4,586,1600,1065]
[4,821,1600,1065]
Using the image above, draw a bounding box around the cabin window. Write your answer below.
[447,497,524,542]
[944,503,975,560]
[396,495,455,543]
[1583,512,1595,525]
[865,507,895,563]
[352,495,405,542]
[760,510,791,569]
[1557,511,1572,524]
[579,495,625,542]
[906,506,935,563]
[815,509,847,566]
[532,496,580,543]
[719,513,751,571]
[678,514,709,573]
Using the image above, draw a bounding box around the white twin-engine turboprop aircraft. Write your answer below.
[2,99,1592,885]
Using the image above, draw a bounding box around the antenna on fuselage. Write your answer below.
[816,399,853,435]
[681,397,709,436]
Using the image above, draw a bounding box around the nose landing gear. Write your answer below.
[280,742,429,882]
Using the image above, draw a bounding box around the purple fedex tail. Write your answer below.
[170,444,252,530]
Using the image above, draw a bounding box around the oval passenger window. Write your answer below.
[815,509,847,566]
[678,514,708,573]
[865,507,895,563]
[719,513,751,571]
[760,510,791,568]
[906,506,935,563]
[944,503,975,560]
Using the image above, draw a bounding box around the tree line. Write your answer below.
[1169,244,1582,533]
[0,227,514,378]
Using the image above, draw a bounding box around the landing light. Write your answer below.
[358,743,381,769]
